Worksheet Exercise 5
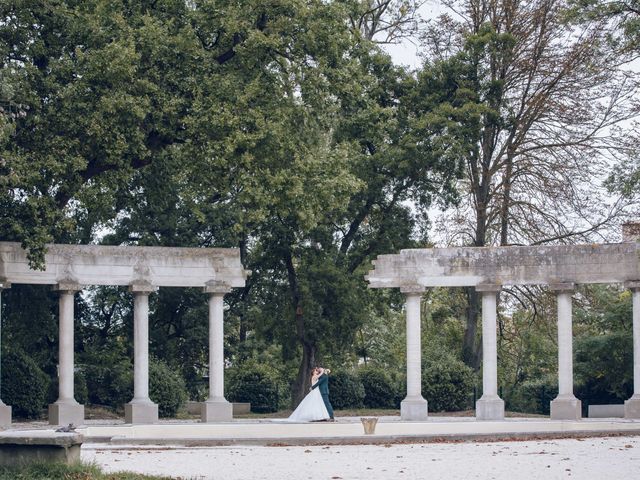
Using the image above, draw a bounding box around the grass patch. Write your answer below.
[0,462,173,480]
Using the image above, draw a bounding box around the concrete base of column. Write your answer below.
[201,398,233,422]
[475,395,505,420]
[125,400,158,424]
[550,395,582,420]
[48,400,84,426]
[0,402,11,427]
[400,396,428,421]
[624,395,640,419]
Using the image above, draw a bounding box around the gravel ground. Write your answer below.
[82,435,640,480]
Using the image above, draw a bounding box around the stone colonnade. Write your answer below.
[367,242,640,421]
[0,243,248,426]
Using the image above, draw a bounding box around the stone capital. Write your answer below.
[624,280,640,292]
[400,284,426,295]
[475,283,502,293]
[549,282,575,293]
[53,280,82,293]
[129,281,158,294]
[204,280,232,295]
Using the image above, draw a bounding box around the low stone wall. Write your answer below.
[588,405,624,418]
[0,431,82,466]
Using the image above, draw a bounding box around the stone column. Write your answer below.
[475,284,505,420]
[550,283,581,420]
[400,285,428,421]
[625,281,640,418]
[49,282,85,426]
[202,281,233,422]
[125,283,159,424]
[0,279,12,427]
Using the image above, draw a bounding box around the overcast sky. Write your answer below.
[382,1,445,69]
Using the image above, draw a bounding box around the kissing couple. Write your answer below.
[288,366,335,422]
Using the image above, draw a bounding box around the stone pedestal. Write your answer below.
[125,400,159,424]
[476,395,505,421]
[400,397,428,421]
[625,395,640,419]
[48,400,84,426]
[201,399,233,422]
[551,395,582,420]
[0,402,11,428]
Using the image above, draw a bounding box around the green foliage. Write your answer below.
[329,370,365,409]
[149,357,188,418]
[74,369,89,405]
[1,350,49,419]
[226,363,282,413]
[505,376,558,415]
[0,461,173,479]
[82,350,133,410]
[574,332,633,404]
[358,366,398,408]
[421,355,475,412]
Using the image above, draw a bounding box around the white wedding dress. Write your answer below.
[287,382,330,422]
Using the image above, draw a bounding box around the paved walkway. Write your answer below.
[69,416,640,446]
[81,435,640,480]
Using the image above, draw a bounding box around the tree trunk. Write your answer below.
[283,243,318,409]
[291,334,317,408]
[462,286,482,370]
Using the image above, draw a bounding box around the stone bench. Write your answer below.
[0,431,83,466]
[588,404,624,418]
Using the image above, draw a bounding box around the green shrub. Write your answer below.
[149,358,188,417]
[1,350,49,418]
[574,332,632,405]
[74,370,89,405]
[82,351,133,410]
[329,370,365,409]
[358,366,397,408]
[505,376,557,415]
[226,363,281,413]
[421,356,474,412]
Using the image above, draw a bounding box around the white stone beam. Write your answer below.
[366,243,640,289]
[0,242,249,288]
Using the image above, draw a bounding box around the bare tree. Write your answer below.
[347,0,428,43]
[423,0,640,368]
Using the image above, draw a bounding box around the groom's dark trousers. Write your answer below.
[311,373,334,419]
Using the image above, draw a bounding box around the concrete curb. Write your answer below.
[84,429,640,448]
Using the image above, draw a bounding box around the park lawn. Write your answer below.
[0,462,172,480]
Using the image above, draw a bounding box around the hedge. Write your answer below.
[358,366,397,409]
[1,350,49,418]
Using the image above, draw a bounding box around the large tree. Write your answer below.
[418,0,640,368]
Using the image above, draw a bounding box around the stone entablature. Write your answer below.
[366,243,640,288]
[0,242,249,288]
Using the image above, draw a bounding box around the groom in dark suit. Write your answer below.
[311,367,334,421]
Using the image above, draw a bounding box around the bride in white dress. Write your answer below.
[287,368,330,422]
